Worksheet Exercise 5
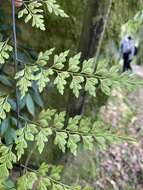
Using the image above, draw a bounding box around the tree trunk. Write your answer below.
[66,0,113,119]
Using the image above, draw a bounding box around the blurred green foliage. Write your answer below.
[0,0,143,189]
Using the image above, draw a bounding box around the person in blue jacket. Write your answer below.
[120,35,137,72]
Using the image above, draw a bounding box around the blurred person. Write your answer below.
[120,35,138,72]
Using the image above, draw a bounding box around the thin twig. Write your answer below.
[93,0,113,68]
[11,0,20,128]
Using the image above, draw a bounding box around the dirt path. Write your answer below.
[129,65,143,118]
[132,65,143,78]
[95,65,143,190]
[62,65,143,190]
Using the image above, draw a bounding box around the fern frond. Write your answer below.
[14,109,134,156]
[0,144,16,179]
[15,49,142,98]
[18,1,45,30]
[18,0,68,30]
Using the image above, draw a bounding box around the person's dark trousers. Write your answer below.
[123,52,132,72]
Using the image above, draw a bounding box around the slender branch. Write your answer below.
[11,0,20,128]
[12,0,18,61]
[93,0,113,67]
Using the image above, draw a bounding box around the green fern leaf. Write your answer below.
[36,69,54,93]
[82,58,94,74]
[68,53,81,72]
[38,109,56,126]
[17,172,37,190]
[85,78,98,97]
[15,66,38,97]
[82,136,93,151]
[54,112,65,129]
[38,162,49,176]
[50,165,63,180]
[67,134,80,156]
[54,132,67,152]
[53,50,69,70]
[52,184,63,190]
[45,0,68,18]
[100,79,112,95]
[37,177,51,190]
[0,97,11,123]
[0,145,16,179]
[35,128,52,154]
[15,124,38,160]
[70,76,84,98]
[18,2,45,30]
[0,41,12,64]
[36,48,55,66]
[67,116,81,131]
[54,72,69,95]
[15,129,27,161]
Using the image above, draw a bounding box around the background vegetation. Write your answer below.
[0,0,143,189]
